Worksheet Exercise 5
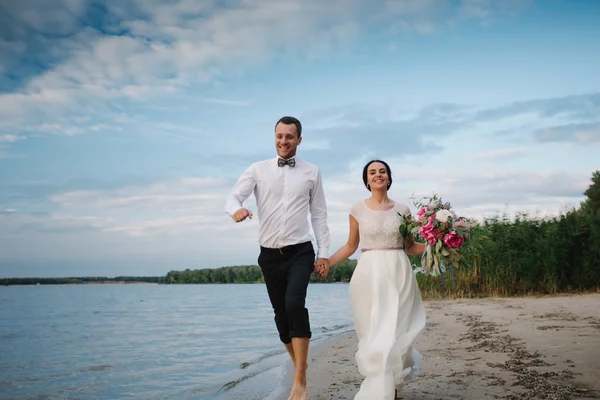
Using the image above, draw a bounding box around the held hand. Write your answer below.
[314,258,330,278]
[232,208,253,223]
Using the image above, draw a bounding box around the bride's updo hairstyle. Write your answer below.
[362,159,393,192]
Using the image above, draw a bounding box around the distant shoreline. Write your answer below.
[0,276,353,286]
[1,277,164,286]
[2,281,160,286]
[1,281,349,286]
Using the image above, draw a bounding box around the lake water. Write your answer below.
[0,283,354,399]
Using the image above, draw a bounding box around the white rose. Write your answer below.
[435,209,453,223]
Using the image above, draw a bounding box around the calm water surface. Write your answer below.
[0,283,353,399]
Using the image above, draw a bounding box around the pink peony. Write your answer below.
[419,223,440,246]
[443,231,464,249]
[417,207,427,222]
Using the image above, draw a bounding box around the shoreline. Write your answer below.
[1,282,159,286]
[303,293,600,399]
[212,328,355,399]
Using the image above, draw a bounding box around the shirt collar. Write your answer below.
[275,155,298,162]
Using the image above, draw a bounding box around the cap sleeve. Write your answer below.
[349,201,362,221]
[396,203,412,218]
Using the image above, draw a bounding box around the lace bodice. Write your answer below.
[349,200,412,250]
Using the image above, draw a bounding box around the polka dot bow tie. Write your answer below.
[278,157,296,167]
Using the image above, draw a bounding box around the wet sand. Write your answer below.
[306,293,600,399]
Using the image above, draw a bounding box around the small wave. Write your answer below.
[238,347,287,369]
[178,332,205,338]
[217,368,265,393]
[0,375,45,389]
[217,329,354,399]
[0,333,18,339]
[237,325,351,370]
[92,310,129,315]
[77,364,113,373]
[183,383,214,397]
[317,323,351,332]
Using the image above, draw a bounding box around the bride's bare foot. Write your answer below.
[395,380,406,399]
[288,381,307,400]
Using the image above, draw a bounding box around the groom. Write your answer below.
[224,116,331,399]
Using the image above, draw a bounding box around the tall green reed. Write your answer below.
[411,208,600,299]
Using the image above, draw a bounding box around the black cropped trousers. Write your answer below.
[257,241,315,344]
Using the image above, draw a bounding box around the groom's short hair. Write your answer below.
[275,116,302,138]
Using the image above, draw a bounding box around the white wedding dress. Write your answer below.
[348,200,427,399]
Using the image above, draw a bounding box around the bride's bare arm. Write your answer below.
[328,214,360,267]
[404,236,426,256]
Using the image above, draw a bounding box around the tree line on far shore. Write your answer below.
[2,276,163,286]
[163,259,358,284]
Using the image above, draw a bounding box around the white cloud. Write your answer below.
[0,162,592,273]
[0,0,527,122]
[13,176,242,242]
[50,177,228,210]
[534,122,600,144]
[0,134,26,158]
[0,134,26,143]
[0,0,544,162]
[473,148,525,160]
[198,98,250,107]
[322,157,591,219]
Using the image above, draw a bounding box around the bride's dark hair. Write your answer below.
[362,159,392,192]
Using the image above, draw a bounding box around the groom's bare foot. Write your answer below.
[288,364,308,400]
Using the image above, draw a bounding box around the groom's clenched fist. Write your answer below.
[232,208,253,223]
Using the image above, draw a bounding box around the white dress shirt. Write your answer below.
[225,156,330,259]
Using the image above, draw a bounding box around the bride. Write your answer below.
[317,159,427,400]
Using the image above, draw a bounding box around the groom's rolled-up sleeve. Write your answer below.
[309,168,331,259]
[225,164,256,217]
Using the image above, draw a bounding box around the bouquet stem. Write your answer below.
[416,243,457,294]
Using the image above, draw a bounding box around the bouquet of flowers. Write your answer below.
[399,193,476,278]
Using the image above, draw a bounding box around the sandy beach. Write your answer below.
[306,293,600,400]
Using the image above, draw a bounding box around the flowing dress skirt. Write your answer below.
[349,249,426,400]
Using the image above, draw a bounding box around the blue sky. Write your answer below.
[1,0,599,277]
